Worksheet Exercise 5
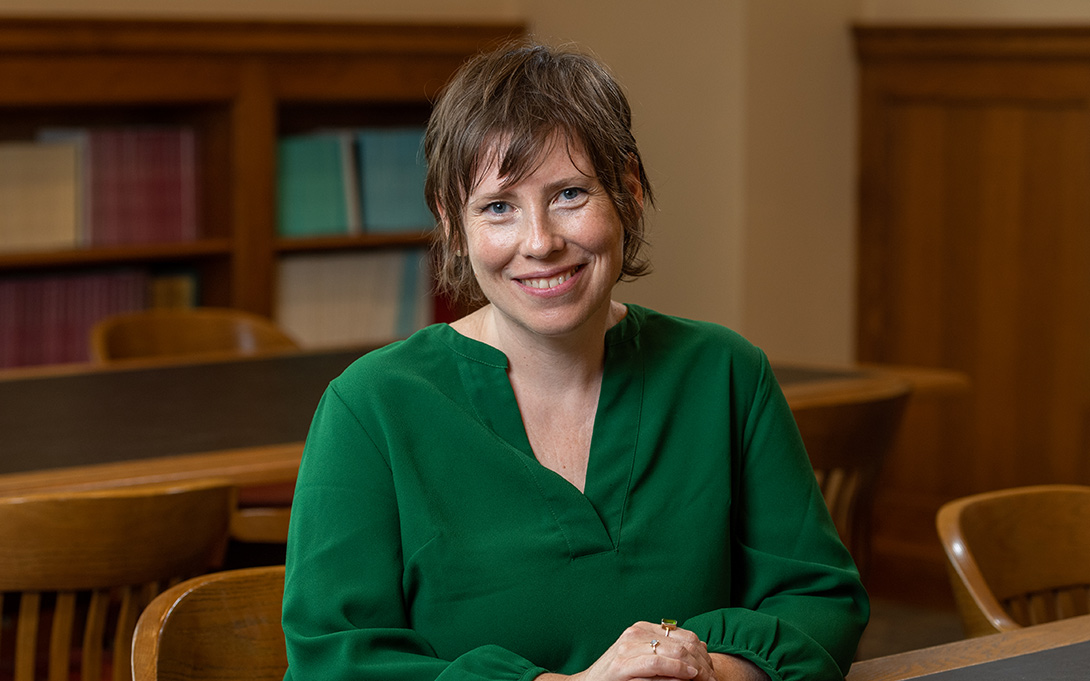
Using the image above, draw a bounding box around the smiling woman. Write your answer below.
[282,41,869,681]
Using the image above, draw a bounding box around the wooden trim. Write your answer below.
[0,442,303,497]
[847,614,1090,680]
[855,24,1090,60]
[0,17,525,57]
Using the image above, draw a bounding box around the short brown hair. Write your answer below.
[424,40,654,309]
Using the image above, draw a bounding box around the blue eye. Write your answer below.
[560,188,584,201]
[486,202,509,215]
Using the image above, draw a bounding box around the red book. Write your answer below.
[88,127,199,247]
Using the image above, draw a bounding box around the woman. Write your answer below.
[282,41,868,681]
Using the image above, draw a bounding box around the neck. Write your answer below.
[466,301,624,385]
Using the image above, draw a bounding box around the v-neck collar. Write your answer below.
[437,306,645,559]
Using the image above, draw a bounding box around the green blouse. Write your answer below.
[282,305,868,681]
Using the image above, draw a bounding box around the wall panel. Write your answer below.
[856,26,1090,602]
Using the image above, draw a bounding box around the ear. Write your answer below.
[437,203,466,256]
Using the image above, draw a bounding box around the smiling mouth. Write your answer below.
[518,265,583,290]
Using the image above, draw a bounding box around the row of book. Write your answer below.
[0,127,200,254]
[0,269,150,368]
[0,249,433,368]
[276,249,434,348]
[277,127,434,238]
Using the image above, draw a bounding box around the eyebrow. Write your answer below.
[469,173,596,204]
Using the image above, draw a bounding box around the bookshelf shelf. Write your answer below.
[0,240,234,271]
[0,17,522,366]
[275,233,432,255]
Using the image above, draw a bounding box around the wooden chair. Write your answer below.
[0,480,234,681]
[131,565,287,681]
[90,307,299,363]
[791,378,912,583]
[936,484,1090,637]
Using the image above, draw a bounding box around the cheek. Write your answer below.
[582,215,625,263]
[465,227,518,274]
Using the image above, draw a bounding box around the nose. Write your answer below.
[521,210,564,258]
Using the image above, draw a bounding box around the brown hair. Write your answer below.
[424,40,654,309]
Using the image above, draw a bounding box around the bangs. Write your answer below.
[469,127,589,195]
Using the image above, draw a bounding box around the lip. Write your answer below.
[513,264,585,296]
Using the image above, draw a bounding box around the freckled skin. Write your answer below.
[458,135,626,346]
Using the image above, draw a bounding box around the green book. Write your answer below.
[356,127,433,233]
[277,133,357,237]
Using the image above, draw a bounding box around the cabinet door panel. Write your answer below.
[857,29,1090,600]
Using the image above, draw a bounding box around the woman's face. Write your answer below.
[460,135,626,341]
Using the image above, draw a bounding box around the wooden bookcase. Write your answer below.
[0,17,522,325]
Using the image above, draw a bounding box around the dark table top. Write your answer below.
[918,639,1090,680]
[0,348,367,476]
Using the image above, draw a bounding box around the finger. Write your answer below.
[625,655,698,681]
[646,641,715,681]
[660,626,701,645]
[644,636,710,663]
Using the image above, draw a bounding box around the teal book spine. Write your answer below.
[277,133,353,237]
[356,127,433,233]
[395,248,429,338]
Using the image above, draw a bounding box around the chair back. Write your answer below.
[131,565,287,681]
[0,480,234,681]
[937,484,1090,637]
[91,307,299,362]
[791,378,911,582]
[230,506,292,545]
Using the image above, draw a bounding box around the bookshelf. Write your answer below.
[0,17,523,365]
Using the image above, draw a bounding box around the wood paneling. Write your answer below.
[856,26,1090,604]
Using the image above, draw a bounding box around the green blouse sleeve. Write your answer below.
[282,386,548,681]
[683,354,869,681]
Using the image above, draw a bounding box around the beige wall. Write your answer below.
[741,2,858,362]
[5,0,1089,363]
[525,1,745,329]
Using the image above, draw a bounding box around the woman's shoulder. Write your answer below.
[330,324,457,391]
[623,306,777,407]
[625,304,767,364]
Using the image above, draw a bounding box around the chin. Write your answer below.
[521,305,609,339]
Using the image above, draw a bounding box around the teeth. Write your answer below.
[522,268,577,290]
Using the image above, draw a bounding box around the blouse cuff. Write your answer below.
[684,609,847,681]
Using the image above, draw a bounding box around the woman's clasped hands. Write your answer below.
[542,620,718,681]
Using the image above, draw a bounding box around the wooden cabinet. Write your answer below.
[0,17,521,363]
[855,26,1090,603]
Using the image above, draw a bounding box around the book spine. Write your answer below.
[357,127,433,234]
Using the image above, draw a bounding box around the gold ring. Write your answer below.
[661,619,677,637]
[650,639,659,653]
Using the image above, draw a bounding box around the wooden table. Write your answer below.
[0,347,367,496]
[847,615,1090,680]
[0,349,953,497]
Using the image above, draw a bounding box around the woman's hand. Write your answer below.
[538,621,718,681]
